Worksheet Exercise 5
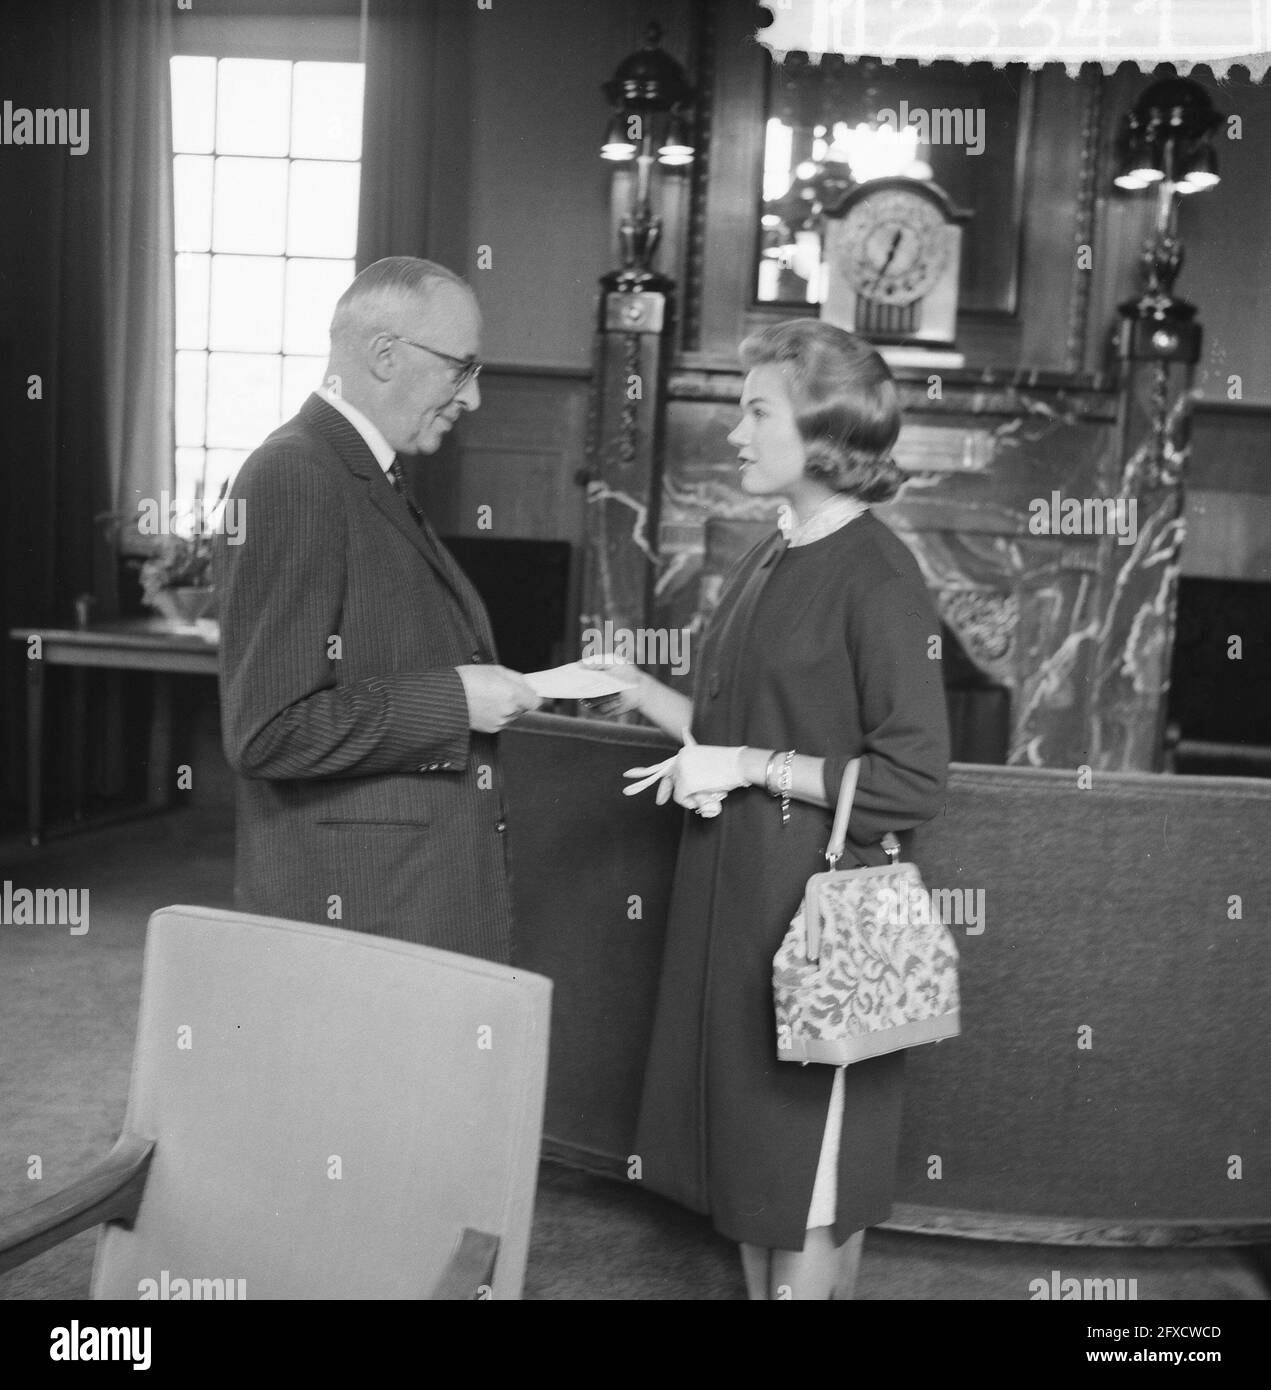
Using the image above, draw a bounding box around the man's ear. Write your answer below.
[367,332,396,383]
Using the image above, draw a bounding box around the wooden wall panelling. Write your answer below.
[682,0,766,369]
[415,369,590,547]
[1183,403,1271,582]
[1013,68,1099,375]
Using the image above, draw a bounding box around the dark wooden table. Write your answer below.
[9,620,220,846]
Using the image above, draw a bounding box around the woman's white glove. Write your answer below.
[623,730,748,817]
[667,743,748,805]
[622,752,678,804]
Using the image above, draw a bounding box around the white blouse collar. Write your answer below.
[783,494,870,548]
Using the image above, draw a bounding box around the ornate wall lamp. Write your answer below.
[1103,76,1224,772]
[1114,76,1223,365]
[599,20,695,288]
[580,21,696,662]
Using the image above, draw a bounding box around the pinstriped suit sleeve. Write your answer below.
[215,448,471,780]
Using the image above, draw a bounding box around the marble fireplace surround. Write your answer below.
[650,368,1188,773]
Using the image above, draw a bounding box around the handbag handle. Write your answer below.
[804,760,901,963]
[825,758,901,869]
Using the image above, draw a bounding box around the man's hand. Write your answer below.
[456,665,542,733]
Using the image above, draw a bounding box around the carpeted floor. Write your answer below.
[0,720,1266,1302]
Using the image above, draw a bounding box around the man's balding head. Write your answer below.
[329,257,472,352]
[325,257,482,456]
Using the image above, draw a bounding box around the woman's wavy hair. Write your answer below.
[738,320,904,503]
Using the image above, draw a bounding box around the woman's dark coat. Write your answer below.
[635,512,950,1250]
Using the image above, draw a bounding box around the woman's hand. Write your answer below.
[623,731,749,818]
[622,752,677,803]
[668,739,748,805]
[579,659,694,740]
[578,659,645,717]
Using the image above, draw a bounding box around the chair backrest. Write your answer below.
[93,906,551,1300]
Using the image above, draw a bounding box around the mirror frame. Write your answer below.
[675,0,1148,387]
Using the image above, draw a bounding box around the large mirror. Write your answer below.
[756,56,1033,318]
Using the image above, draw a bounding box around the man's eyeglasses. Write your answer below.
[390,335,482,391]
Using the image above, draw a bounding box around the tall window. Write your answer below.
[170,56,365,504]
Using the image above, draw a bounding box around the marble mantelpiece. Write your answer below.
[631,366,1193,773]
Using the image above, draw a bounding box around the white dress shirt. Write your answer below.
[317,383,396,475]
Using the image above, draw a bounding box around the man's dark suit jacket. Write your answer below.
[214,393,516,962]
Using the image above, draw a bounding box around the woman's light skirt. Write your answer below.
[805,1065,846,1229]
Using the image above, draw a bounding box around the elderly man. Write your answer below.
[215,257,539,962]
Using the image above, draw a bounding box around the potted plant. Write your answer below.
[98,482,227,628]
[138,530,218,624]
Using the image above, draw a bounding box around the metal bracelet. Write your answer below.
[763,751,782,797]
[778,749,795,825]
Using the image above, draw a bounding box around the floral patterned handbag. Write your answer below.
[773,759,961,1065]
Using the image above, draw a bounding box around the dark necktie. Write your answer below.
[387,455,425,528]
[386,453,485,652]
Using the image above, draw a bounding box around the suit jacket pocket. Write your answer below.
[310,775,435,828]
[317,819,431,829]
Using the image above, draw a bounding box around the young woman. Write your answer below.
[612,320,950,1299]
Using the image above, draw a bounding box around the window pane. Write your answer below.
[284,258,354,355]
[215,58,291,156]
[173,154,213,253]
[282,356,328,418]
[212,156,287,254]
[207,353,281,449]
[206,449,249,503]
[209,256,284,352]
[176,350,207,448]
[175,253,210,350]
[175,447,206,508]
[171,57,216,154]
[291,62,364,161]
[286,161,360,258]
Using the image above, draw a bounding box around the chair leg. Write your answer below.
[429,1228,500,1299]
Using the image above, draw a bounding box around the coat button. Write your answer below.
[471,651,485,663]
[494,819,507,833]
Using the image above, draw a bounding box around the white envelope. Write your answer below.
[525,662,638,700]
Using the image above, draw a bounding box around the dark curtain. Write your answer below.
[0,0,174,825]
[354,0,476,509]
[355,0,473,271]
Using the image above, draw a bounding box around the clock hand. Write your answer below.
[865,229,905,295]
[877,229,904,276]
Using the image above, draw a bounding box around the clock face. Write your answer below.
[837,188,949,306]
